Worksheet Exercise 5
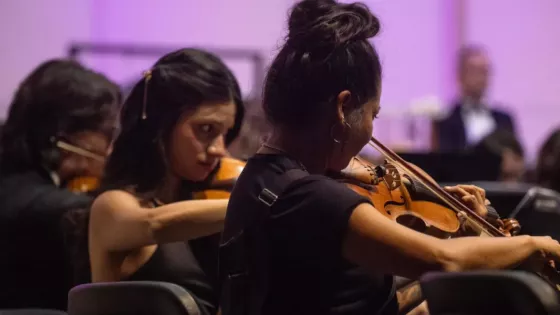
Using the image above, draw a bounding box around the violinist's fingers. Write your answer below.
[455,185,485,206]
[461,195,476,206]
[446,185,489,216]
[461,195,488,217]
[445,186,478,205]
[468,185,486,201]
[444,186,470,198]
[484,198,491,206]
[533,236,560,264]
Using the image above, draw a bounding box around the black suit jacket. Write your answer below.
[434,102,516,152]
[0,169,92,310]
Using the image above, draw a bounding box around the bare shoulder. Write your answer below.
[91,190,141,218]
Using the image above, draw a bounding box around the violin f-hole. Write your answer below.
[395,213,428,233]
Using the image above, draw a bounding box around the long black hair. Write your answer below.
[0,59,121,173]
[63,49,244,286]
[263,0,382,129]
[101,48,244,200]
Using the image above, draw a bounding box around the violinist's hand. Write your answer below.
[444,185,490,218]
[407,301,429,315]
[524,236,560,272]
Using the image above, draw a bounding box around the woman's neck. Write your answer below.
[154,172,181,204]
[262,127,332,174]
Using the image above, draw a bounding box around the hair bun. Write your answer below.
[287,0,380,51]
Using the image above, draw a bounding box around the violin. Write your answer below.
[192,156,246,199]
[66,176,101,193]
[66,157,246,196]
[335,136,560,290]
[54,138,106,194]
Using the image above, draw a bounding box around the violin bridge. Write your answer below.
[382,163,402,192]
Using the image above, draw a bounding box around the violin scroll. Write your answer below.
[500,218,522,236]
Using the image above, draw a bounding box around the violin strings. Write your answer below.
[364,141,491,235]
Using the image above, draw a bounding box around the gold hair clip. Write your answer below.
[141,69,153,120]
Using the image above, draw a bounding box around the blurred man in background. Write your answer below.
[434,45,518,153]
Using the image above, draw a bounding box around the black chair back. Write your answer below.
[0,310,66,315]
[420,271,560,315]
[510,187,560,240]
[67,281,200,315]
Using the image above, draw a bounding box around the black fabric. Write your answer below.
[221,154,397,315]
[67,281,201,315]
[434,102,516,152]
[220,167,309,315]
[420,271,560,315]
[124,239,219,315]
[0,169,92,310]
[67,186,221,315]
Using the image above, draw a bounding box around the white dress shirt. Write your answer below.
[461,101,496,145]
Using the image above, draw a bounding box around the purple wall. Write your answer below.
[1,0,558,161]
[464,0,560,161]
[0,0,91,107]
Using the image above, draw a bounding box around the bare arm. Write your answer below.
[342,203,560,280]
[89,190,228,252]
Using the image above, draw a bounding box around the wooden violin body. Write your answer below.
[340,137,560,291]
[334,157,461,238]
[66,176,100,193]
[192,156,246,200]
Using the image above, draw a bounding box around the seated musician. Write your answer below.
[535,128,560,192]
[85,48,244,315]
[472,129,526,183]
[0,59,121,310]
[219,1,560,315]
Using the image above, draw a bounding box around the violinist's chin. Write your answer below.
[195,160,218,179]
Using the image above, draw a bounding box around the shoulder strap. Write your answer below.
[220,167,309,315]
[256,168,309,207]
[250,168,309,314]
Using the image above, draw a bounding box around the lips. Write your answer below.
[198,160,218,171]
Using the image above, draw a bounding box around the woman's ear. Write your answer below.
[336,90,351,125]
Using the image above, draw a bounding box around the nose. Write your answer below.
[207,136,227,157]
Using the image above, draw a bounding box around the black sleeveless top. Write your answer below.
[121,195,220,315]
[125,235,220,315]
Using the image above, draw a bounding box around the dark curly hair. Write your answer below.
[263,0,382,129]
[0,59,122,173]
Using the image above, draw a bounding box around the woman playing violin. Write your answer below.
[86,48,244,315]
[220,1,560,315]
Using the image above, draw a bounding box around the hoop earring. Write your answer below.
[330,122,351,144]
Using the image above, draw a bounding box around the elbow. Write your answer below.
[432,245,466,273]
[145,211,164,241]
